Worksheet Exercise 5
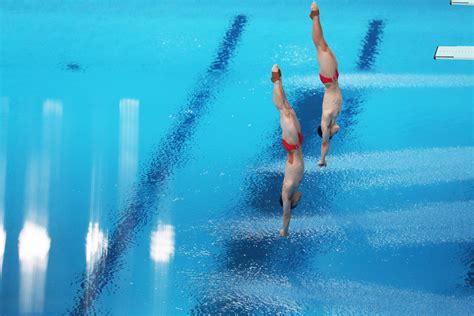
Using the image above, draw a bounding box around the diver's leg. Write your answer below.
[310,2,328,52]
[272,64,289,110]
[310,2,338,75]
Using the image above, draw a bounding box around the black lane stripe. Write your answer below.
[357,19,385,71]
[68,14,248,316]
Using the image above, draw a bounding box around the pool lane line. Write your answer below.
[193,18,388,314]
[356,19,385,71]
[68,14,248,316]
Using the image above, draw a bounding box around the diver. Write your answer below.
[271,64,304,237]
[310,1,343,167]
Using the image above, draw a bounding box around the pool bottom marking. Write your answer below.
[356,19,385,71]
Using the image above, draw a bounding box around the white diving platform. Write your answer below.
[434,46,474,60]
[450,0,474,5]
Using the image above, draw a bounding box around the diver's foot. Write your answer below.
[271,64,282,83]
[280,229,289,237]
[291,191,302,209]
[309,2,320,20]
[318,159,327,168]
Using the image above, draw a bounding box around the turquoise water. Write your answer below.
[1,0,473,315]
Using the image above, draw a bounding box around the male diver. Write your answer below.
[271,64,304,237]
[310,1,343,167]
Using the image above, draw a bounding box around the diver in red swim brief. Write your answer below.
[271,64,304,237]
[310,1,343,167]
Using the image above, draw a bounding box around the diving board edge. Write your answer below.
[434,46,453,60]
[434,46,474,60]
[450,0,474,5]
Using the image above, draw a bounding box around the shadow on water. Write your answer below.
[68,15,248,315]
[466,247,474,289]
[191,18,386,315]
[466,185,474,290]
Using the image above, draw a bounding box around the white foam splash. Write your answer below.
[284,73,474,89]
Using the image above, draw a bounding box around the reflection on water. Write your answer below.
[150,224,175,264]
[24,100,62,223]
[86,222,108,274]
[0,98,8,276]
[18,222,51,262]
[88,161,103,220]
[82,160,110,313]
[118,98,139,202]
[42,99,63,117]
[0,226,5,276]
[86,162,108,274]
[19,99,62,313]
[150,223,175,315]
[24,157,49,223]
[18,221,51,314]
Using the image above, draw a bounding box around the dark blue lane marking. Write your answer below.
[356,19,385,71]
[68,15,247,316]
[192,19,387,314]
[66,63,82,72]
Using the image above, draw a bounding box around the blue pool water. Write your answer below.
[1,0,474,314]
